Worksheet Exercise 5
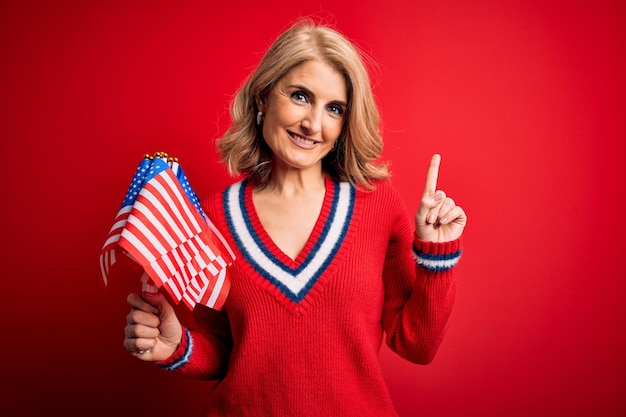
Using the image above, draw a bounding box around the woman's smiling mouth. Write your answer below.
[288,131,317,147]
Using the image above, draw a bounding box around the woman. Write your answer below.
[124,20,466,416]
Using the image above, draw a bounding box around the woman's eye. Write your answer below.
[327,104,344,116]
[291,91,308,103]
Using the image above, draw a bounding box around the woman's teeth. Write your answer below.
[292,134,315,145]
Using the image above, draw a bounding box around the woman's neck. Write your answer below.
[261,166,326,197]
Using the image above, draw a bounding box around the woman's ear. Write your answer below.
[255,95,265,113]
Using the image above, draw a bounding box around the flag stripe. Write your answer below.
[207,268,229,309]
[101,208,133,250]
[167,249,188,296]
[140,182,193,242]
[205,214,236,262]
[143,176,196,239]
[126,212,170,257]
[120,219,161,265]
[99,249,116,284]
[198,269,218,306]
[162,169,206,233]
[155,173,203,235]
[131,199,180,249]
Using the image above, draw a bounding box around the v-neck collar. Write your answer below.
[223,177,355,304]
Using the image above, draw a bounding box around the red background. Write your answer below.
[1,0,624,416]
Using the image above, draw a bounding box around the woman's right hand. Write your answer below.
[124,291,182,361]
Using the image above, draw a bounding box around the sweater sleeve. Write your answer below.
[380,188,461,365]
[156,305,233,379]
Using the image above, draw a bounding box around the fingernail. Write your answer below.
[433,192,443,202]
[440,217,448,224]
[427,214,435,224]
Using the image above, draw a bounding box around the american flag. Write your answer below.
[100,154,234,310]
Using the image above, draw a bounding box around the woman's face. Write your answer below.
[258,59,347,175]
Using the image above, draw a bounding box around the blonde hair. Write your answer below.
[216,20,389,189]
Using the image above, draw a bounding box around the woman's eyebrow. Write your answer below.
[286,83,312,93]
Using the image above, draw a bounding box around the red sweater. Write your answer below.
[158,178,461,417]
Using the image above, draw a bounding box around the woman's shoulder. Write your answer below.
[200,180,245,217]
[356,178,402,200]
[354,178,407,214]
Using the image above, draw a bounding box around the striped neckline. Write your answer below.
[223,177,355,303]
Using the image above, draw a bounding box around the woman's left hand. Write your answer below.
[415,154,467,243]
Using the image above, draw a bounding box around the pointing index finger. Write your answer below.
[423,154,441,196]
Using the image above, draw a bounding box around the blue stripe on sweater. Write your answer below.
[224,179,354,303]
[412,244,462,272]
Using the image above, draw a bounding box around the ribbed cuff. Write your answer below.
[156,326,193,371]
[412,237,462,272]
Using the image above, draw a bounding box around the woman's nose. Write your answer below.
[301,107,323,134]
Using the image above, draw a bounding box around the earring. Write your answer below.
[256,111,263,126]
